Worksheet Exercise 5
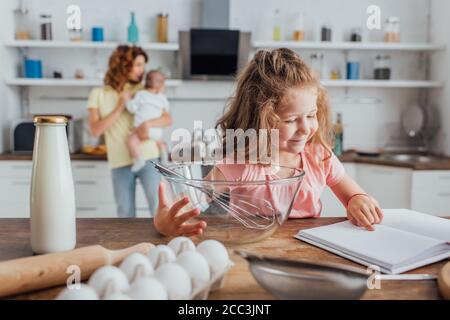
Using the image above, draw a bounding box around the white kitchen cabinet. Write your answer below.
[0,204,29,218]
[71,161,111,178]
[320,187,346,217]
[73,177,115,204]
[1,160,449,218]
[321,163,414,217]
[411,171,450,216]
[0,160,119,218]
[0,160,159,218]
[0,161,32,213]
[0,177,31,204]
[320,163,356,217]
[356,164,412,209]
[75,204,117,218]
[72,161,117,217]
[0,161,32,178]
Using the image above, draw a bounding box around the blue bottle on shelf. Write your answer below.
[333,113,344,156]
[127,12,139,44]
[24,59,43,78]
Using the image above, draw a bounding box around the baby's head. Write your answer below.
[217,48,333,162]
[145,70,166,92]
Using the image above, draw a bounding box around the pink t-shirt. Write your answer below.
[216,143,345,218]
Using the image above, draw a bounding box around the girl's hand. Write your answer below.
[154,183,207,237]
[346,194,383,231]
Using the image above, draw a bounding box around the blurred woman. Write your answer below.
[87,45,172,217]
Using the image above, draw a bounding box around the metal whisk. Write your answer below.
[151,161,278,229]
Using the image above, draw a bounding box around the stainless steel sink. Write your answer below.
[378,154,449,163]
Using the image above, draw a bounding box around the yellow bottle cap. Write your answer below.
[33,116,68,124]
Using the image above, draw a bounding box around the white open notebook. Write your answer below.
[295,209,450,274]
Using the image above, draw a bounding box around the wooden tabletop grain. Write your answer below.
[0,218,446,300]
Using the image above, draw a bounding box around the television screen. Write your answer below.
[190,29,239,76]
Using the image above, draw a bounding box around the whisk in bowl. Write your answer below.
[152,161,305,243]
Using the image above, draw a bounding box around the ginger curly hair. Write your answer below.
[216,48,334,162]
[104,45,148,92]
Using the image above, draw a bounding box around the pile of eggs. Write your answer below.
[56,238,232,300]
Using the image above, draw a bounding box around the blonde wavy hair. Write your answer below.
[104,45,148,92]
[216,48,334,162]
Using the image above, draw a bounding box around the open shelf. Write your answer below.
[252,41,446,51]
[4,40,179,51]
[5,78,442,89]
[7,40,445,52]
[5,78,183,87]
[321,80,443,88]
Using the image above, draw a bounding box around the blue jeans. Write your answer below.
[111,159,161,217]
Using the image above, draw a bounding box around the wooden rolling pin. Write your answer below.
[438,261,450,300]
[0,243,153,298]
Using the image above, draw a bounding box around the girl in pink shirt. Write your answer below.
[154,48,383,236]
[213,143,345,219]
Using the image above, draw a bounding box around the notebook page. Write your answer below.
[297,235,450,274]
[298,221,444,267]
[381,209,450,242]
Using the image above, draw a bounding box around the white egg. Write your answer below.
[87,265,129,298]
[168,236,196,255]
[155,263,192,300]
[148,244,176,269]
[103,292,132,300]
[176,251,211,289]
[127,277,168,300]
[119,252,154,283]
[56,284,99,300]
[196,240,230,275]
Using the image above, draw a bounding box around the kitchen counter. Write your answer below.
[0,218,446,300]
[339,151,450,170]
[0,153,107,161]
[1,151,450,170]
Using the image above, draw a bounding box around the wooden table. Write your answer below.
[0,218,446,300]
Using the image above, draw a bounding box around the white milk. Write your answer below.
[30,116,76,254]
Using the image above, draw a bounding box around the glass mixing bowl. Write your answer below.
[158,162,305,244]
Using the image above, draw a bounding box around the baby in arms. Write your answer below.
[125,70,170,172]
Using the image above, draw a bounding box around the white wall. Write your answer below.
[231,0,429,42]
[430,0,450,156]
[3,0,445,154]
[0,0,22,153]
[18,0,201,43]
[27,81,233,147]
[12,0,201,80]
[232,0,432,152]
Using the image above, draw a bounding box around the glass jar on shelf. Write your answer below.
[40,14,53,40]
[349,27,362,42]
[310,53,324,79]
[321,24,332,41]
[74,69,85,79]
[14,5,31,40]
[292,12,304,41]
[373,55,391,80]
[273,9,282,41]
[69,28,83,42]
[384,17,400,43]
[330,68,341,80]
[157,13,168,43]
